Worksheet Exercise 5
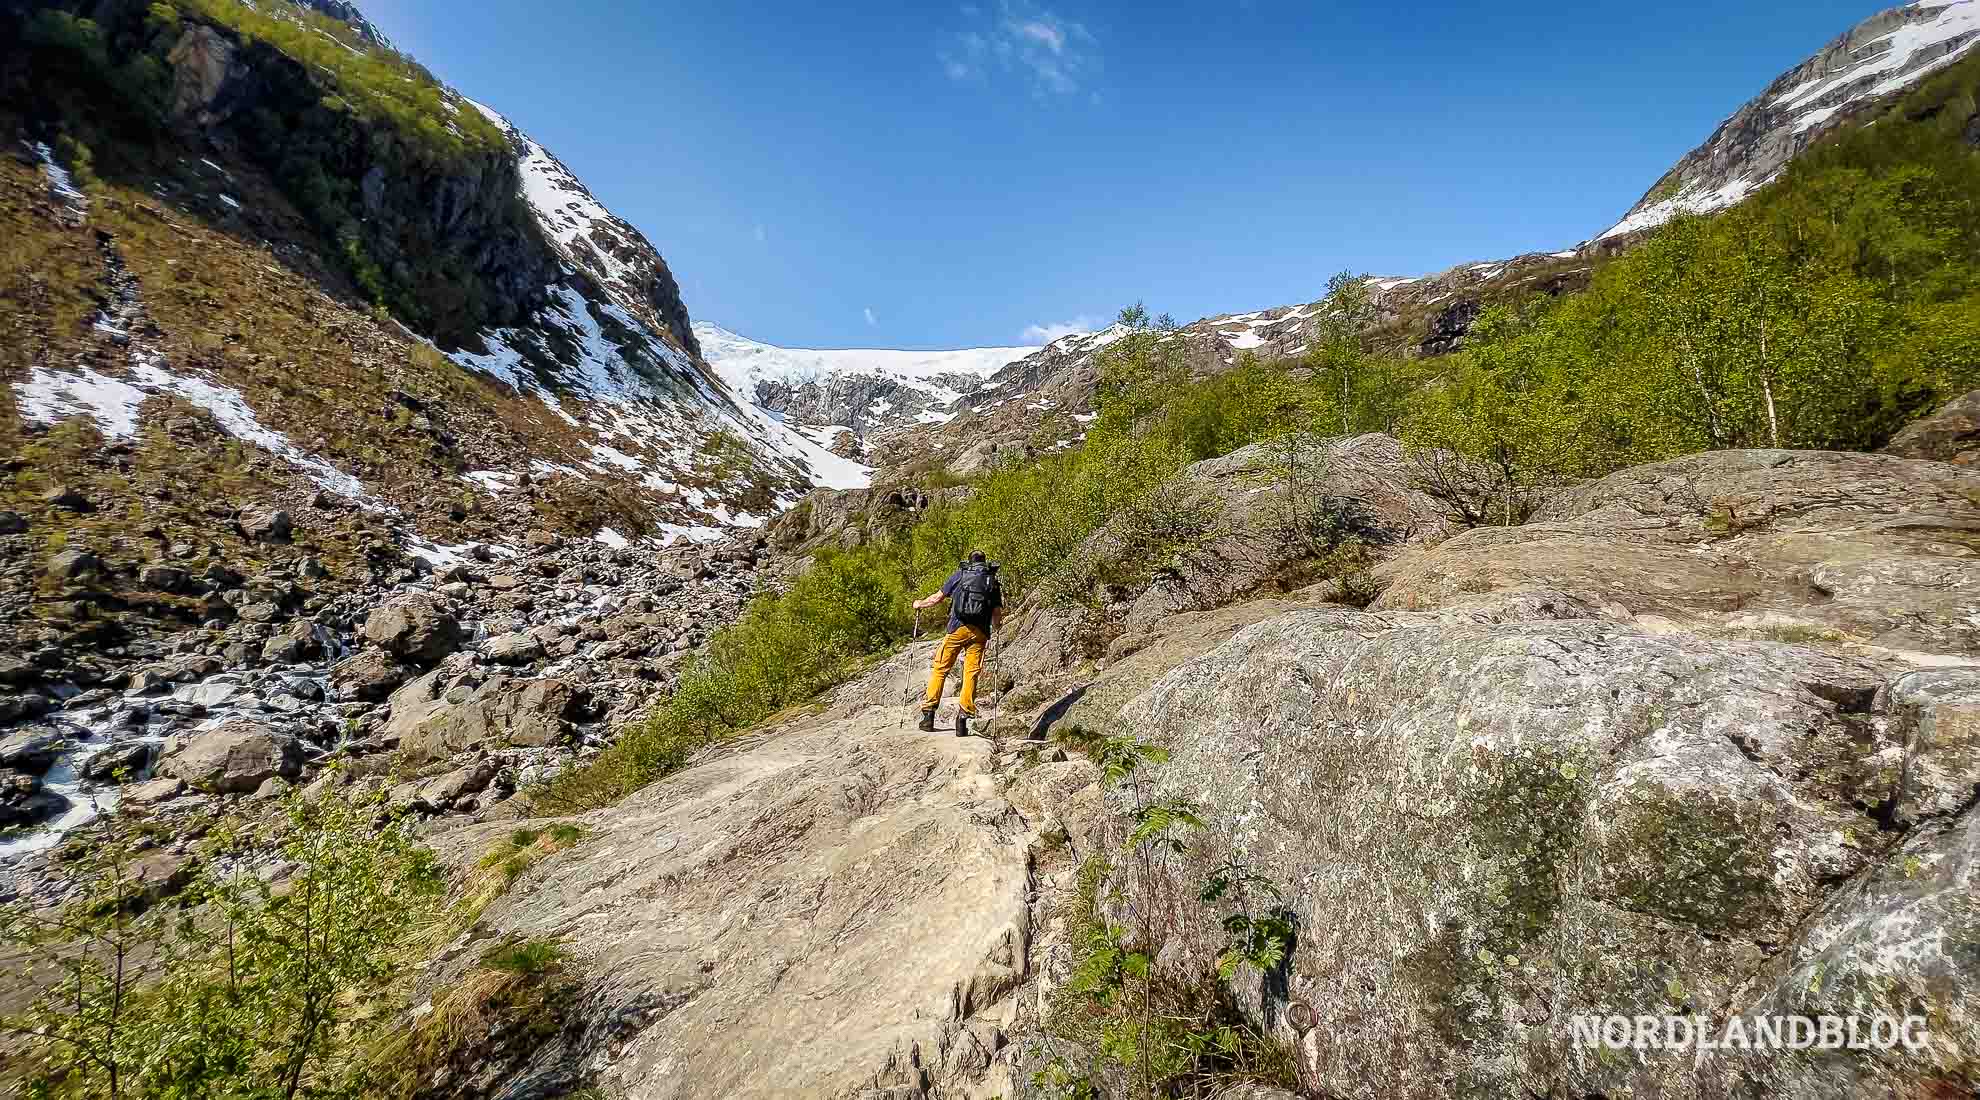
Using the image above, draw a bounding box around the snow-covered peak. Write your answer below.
[1601,0,1980,241]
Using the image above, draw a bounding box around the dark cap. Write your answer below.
[968,550,987,564]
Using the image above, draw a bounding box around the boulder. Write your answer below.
[360,593,466,666]
[127,776,186,805]
[1885,387,1980,464]
[386,674,584,765]
[80,740,154,781]
[328,649,410,703]
[124,850,197,908]
[483,631,543,666]
[237,601,282,624]
[138,564,192,592]
[0,693,51,723]
[237,509,292,543]
[0,510,27,534]
[41,485,93,511]
[1105,607,1976,1099]
[158,720,303,793]
[418,760,496,809]
[0,728,64,775]
[0,770,68,827]
[1375,449,1980,655]
[261,621,323,665]
[45,548,102,581]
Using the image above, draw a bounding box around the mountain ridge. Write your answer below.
[1602,0,1980,240]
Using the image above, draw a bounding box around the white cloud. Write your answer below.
[1014,19,1064,52]
[864,307,878,327]
[941,3,1098,97]
[1021,315,1101,343]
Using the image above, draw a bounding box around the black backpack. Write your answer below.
[954,564,1000,620]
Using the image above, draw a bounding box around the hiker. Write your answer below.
[912,550,1004,736]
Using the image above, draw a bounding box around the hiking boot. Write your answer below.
[957,712,972,738]
[917,709,936,733]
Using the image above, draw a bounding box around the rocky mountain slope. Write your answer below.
[694,322,1035,459]
[424,437,1980,1100]
[1603,0,1980,240]
[6,0,864,547]
[0,0,881,858]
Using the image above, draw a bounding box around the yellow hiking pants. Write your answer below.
[923,624,989,716]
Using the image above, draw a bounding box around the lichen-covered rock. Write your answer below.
[1375,449,1980,655]
[1107,607,1975,1099]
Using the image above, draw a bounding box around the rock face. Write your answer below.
[1886,386,1980,464]
[1110,608,1975,1099]
[1375,448,1980,655]
[158,721,304,793]
[296,0,391,46]
[1600,2,1980,241]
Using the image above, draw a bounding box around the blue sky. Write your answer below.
[359,1,1888,350]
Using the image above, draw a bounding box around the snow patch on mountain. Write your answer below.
[445,103,875,505]
[1601,177,1761,241]
[1776,1,1980,122]
[19,359,376,503]
[1602,0,1980,241]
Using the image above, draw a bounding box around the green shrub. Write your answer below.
[0,786,444,1098]
[1402,48,1980,496]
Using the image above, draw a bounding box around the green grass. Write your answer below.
[482,937,564,976]
[179,0,504,160]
